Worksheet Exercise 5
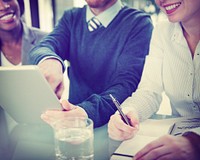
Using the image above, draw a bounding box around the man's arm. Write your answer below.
[27,11,71,97]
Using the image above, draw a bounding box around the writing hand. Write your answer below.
[108,110,139,141]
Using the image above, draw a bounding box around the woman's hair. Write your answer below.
[17,0,25,16]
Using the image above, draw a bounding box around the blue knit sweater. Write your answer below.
[29,5,153,127]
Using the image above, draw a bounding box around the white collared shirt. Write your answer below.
[86,0,123,28]
[122,21,200,122]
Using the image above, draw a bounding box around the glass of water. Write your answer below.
[52,117,94,160]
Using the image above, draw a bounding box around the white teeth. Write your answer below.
[0,13,14,20]
[165,3,181,11]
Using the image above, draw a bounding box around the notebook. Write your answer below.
[110,116,200,160]
[0,65,61,124]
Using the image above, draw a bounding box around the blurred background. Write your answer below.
[24,0,170,115]
[24,0,167,32]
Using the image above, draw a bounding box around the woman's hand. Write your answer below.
[108,110,139,141]
[135,135,196,160]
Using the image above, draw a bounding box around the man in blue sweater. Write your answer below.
[28,0,153,128]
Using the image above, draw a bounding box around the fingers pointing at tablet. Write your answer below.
[41,100,88,126]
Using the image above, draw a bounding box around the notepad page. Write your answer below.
[111,135,157,160]
[110,118,184,160]
[137,118,177,136]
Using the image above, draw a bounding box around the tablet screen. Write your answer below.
[0,65,61,124]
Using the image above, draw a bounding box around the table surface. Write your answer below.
[0,114,174,160]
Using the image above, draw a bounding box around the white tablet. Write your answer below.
[0,65,61,124]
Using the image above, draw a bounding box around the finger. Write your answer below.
[43,104,78,118]
[111,114,129,131]
[108,115,123,140]
[116,116,137,134]
[135,138,164,160]
[38,59,64,94]
[108,123,125,141]
[158,153,174,160]
[126,111,139,129]
[109,129,136,141]
[61,100,70,110]
[137,144,171,160]
[41,113,58,126]
[61,100,75,111]
[43,74,61,94]
[60,108,86,117]
[38,67,58,91]
[55,81,64,99]
[51,79,61,94]
[43,110,65,119]
[108,114,136,140]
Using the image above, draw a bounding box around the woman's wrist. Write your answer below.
[182,131,200,159]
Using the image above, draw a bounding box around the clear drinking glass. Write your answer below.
[52,117,94,160]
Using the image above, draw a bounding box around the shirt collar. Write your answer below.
[86,0,123,28]
[171,22,188,46]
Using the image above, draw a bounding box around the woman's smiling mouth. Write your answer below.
[164,2,182,14]
[0,11,15,23]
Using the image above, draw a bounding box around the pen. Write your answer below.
[109,94,131,126]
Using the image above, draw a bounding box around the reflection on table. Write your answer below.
[0,113,174,160]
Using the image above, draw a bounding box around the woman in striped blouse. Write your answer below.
[108,0,200,159]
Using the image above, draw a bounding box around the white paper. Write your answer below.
[110,118,183,160]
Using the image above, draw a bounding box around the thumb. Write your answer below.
[60,100,73,111]
[127,111,139,129]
